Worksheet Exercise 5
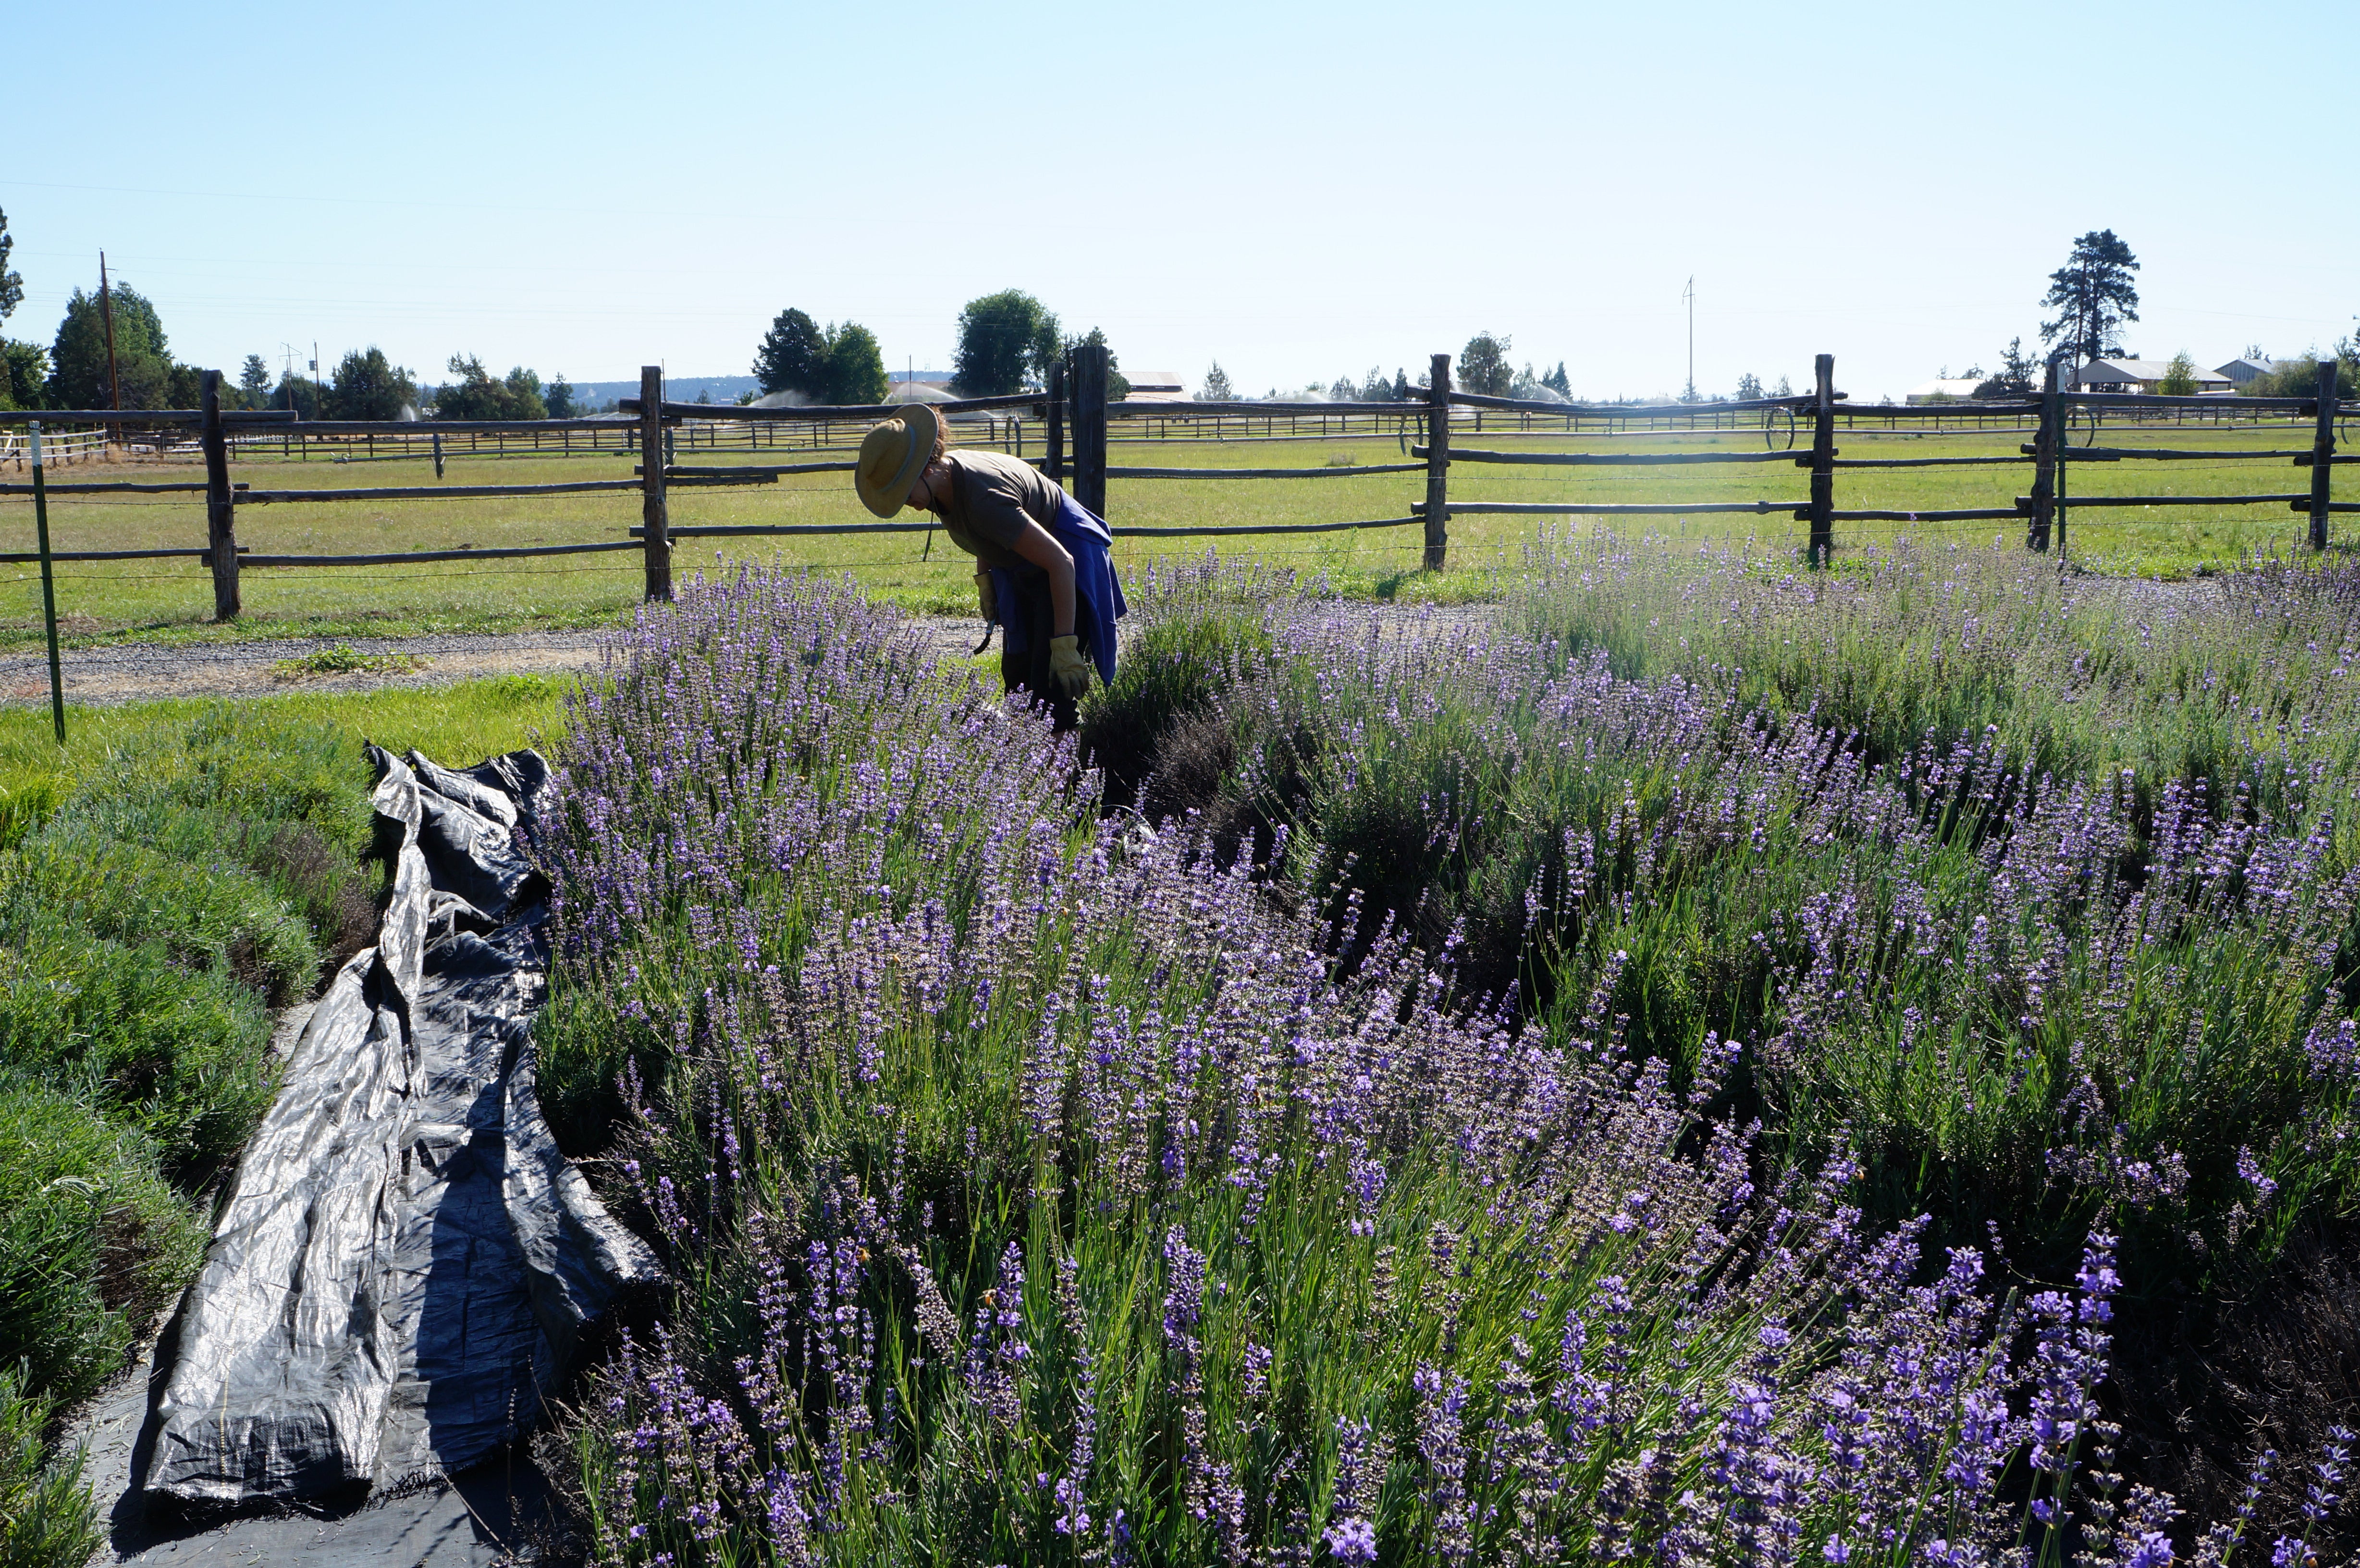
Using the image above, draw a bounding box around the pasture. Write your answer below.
[0,416,2335,649]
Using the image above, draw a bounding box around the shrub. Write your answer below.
[0,907,275,1187]
[536,567,2352,1562]
[0,1363,104,1568]
[5,822,319,1003]
[0,1080,203,1407]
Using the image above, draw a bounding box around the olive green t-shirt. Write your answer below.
[934,450,1065,571]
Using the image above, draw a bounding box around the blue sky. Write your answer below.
[5,1,2351,404]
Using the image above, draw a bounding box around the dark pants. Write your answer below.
[1000,571,1078,732]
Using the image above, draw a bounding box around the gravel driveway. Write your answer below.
[0,576,2204,709]
[0,621,997,706]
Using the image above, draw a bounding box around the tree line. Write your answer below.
[747,289,1134,406]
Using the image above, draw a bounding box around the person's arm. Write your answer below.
[1008,519,1077,637]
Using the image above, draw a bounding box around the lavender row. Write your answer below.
[531,561,2356,1562]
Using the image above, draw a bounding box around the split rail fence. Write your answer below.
[0,347,2350,622]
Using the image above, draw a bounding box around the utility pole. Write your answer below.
[1682,276,1696,402]
[98,253,122,417]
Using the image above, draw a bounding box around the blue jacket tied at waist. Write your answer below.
[988,493,1126,681]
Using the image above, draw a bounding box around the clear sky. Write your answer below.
[5,1,2352,405]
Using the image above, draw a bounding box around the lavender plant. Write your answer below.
[535,562,2356,1564]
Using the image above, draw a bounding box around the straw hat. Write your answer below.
[855,403,943,518]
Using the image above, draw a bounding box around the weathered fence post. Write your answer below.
[1046,360,1066,483]
[2027,361,2058,552]
[1424,352,1451,571]
[2312,359,2339,552]
[639,365,671,601]
[1072,342,1108,518]
[201,370,239,620]
[431,429,444,480]
[1807,354,1835,567]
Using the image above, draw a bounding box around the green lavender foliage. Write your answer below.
[1086,541,2360,1295]
[539,569,2167,1566]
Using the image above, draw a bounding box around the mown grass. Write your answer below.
[0,413,2334,648]
[0,674,567,1565]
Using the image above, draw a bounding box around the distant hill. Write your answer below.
[565,375,760,409]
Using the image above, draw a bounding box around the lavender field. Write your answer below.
[527,538,2360,1565]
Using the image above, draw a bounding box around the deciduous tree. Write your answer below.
[432,354,547,420]
[2039,230,2140,366]
[821,322,888,405]
[237,354,271,409]
[2156,351,2199,397]
[951,290,1060,396]
[327,346,418,420]
[0,340,46,411]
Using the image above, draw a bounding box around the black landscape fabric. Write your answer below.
[140,746,656,1507]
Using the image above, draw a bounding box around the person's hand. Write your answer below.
[1048,635,1094,698]
[974,569,995,622]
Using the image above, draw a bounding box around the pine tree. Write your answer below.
[2039,230,2140,365]
[238,354,271,403]
[1457,331,1513,397]
[0,206,21,324]
[754,307,828,398]
[1199,361,1236,402]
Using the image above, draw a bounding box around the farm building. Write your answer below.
[2070,358,2233,393]
[1903,378,1990,404]
[1123,370,1189,403]
[2214,355,2274,386]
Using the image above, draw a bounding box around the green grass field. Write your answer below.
[0,416,2336,649]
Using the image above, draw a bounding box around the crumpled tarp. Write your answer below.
[141,747,656,1507]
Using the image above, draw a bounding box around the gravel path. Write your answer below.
[0,607,1503,706]
[0,578,2208,708]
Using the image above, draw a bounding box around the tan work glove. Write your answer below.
[974,569,996,622]
[1048,634,1094,699]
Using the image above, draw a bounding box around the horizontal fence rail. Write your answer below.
[0,351,2349,625]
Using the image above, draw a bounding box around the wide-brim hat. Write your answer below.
[854,403,943,518]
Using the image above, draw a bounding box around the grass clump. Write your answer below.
[268,644,428,680]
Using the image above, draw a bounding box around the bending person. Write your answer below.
[856,402,1124,729]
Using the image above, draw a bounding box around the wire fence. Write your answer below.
[0,352,2349,626]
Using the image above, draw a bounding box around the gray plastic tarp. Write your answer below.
[141,747,656,1507]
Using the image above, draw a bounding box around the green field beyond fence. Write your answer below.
[0,351,2348,648]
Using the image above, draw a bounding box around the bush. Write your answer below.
[6,823,319,1003]
[0,1080,203,1408]
[0,911,276,1186]
[0,1363,104,1568]
[539,567,2352,1563]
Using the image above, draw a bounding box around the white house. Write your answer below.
[2070,358,2233,394]
[1123,371,1189,403]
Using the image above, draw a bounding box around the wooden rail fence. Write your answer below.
[0,348,2350,623]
